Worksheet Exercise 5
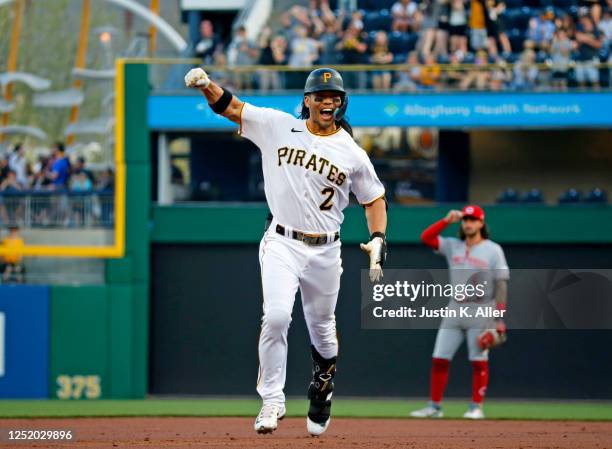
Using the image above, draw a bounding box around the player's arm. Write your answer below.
[184,68,244,124]
[420,210,462,250]
[494,278,508,334]
[364,197,387,235]
[360,197,388,283]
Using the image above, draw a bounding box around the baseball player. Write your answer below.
[410,205,509,419]
[185,67,388,435]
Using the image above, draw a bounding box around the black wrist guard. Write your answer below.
[210,87,233,114]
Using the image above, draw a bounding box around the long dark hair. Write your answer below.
[459,222,490,240]
[299,100,353,137]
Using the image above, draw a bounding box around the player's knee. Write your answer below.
[263,309,292,333]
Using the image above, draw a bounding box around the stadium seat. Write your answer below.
[393,53,407,64]
[496,188,520,204]
[504,0,522,9]
[505,7,532,30]
[521,188,544,204]
[463,52,476,64]
[552,0,576,8]
[508,29,526,53]
[378,9,392,32]
[364,11,380,32]
[366,0,396,9]
[558,188,582,204]
[388,31,417,54]
[584,188,608,204]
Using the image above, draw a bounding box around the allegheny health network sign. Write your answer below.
[148,91,611,130]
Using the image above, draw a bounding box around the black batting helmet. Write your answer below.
[303,68,349,121]
[304,68,345,95]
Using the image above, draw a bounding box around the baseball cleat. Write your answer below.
[463,404,485,420]
[254,403,286,434]
[410,402,444,418]
[307,415,330,436]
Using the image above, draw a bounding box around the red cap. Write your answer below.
[462,205,485,221]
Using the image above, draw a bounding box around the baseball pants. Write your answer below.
[432,302,496,361]
[256,222,342,407]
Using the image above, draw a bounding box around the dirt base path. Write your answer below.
[1,417,611,449]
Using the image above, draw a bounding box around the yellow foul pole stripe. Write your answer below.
[114,58,126,258]
[148,0,160,57]
[66,0,91,145]
[0,0,25,140]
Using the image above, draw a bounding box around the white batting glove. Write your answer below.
[184,67,210,89]
[360,235,386,283]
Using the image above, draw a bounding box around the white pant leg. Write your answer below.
[467,327,489,361]
[257,233,301,406]
[300,243,342,360]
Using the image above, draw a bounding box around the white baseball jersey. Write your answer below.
[239,103,385,233]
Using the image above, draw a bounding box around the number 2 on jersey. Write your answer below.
[319,187,335,211]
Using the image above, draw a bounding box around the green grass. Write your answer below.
[1,398,611,421]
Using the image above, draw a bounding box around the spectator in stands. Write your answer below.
[420,53,443,88]
[449,0,468,53]
[32,155,53,191]
[288,24,320,68]
[437,0,452,55]
[550,29,574,90]
[97,168,114,193]
[318,20,341,64]
[48,142,70,190]
[444,49,467,88]
[513,42,539,89]
[73,156,93,183]
[194,19,220,64]
[370,31,394,90]
[489,57,511,90]
[8,143,27,188]
[282,5,313,39]
[0,156,9,184]
[575,13,603,87]
[459,49,491,89]
[392,0,419,33]
[486,0,511,55]
[336,23,368,88]
[209,50,234,89]
[556,13,576,39]
[419,0,444,57]
[348,9,365,32]
[394,51,421,91]
[306,0,326,37]
[0,170,22,193]
[70,170,93,192]
[227,26,259,90]
[526,9,556,51]
[1,225,25,284]
[599,9,612,47]
[257,27,287,92]
[469,0,489,51]
[0,170,23,225]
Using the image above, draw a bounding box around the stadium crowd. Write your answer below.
[0,142,114,195]
[193,0,611,91]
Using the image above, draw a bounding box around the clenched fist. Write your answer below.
[185,67,211,89]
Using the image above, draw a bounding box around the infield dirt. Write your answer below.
[2,417,611,448]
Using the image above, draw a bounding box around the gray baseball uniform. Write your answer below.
[432,237,509,361]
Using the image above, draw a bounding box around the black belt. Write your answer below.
[275,224,339,246]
